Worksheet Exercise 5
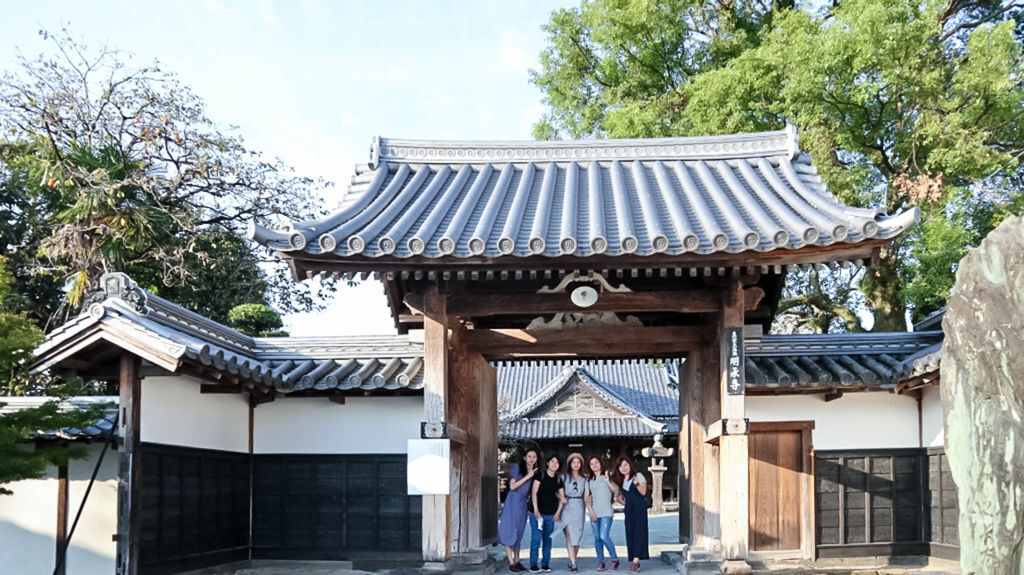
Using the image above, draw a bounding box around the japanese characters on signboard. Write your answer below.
[726,327,744,395]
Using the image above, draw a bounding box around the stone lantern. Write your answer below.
[641,433,674,514]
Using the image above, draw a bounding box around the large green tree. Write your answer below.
[0,29,335,327]
[533,0,1024,330]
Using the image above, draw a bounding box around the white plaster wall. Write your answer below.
[141,376,249,452]
[0,466,57,575]
[254,396,422,454]
[66,443,118,575]
[921,386,945,448]
[746,392,920,450]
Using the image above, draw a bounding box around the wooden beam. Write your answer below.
[462,325,707,359]
[116,354,141,575]
[328,392,347,405]
[200,383,242,394]
[447,290,723,316]
[422,285,451,563]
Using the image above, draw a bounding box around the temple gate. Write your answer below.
[253,127,917,570]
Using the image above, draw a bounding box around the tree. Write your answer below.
[0,29,335,326]
[534,0,1024,330]
[0,399,111,495]
[227,303,288,337]
[0,256,44,396]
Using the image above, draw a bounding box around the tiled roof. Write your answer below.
[32,273,424,396]
[745,332,944,388]
[0,396,118,440]
[498,361,676,439]
[504,418,666,440]
[251,128,918,262]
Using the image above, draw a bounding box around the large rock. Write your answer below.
[942,215,1024,574]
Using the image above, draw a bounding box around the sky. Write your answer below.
[1,0,573,336]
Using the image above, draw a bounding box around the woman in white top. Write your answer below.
[584,455,620,571]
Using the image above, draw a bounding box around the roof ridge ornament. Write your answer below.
[785,123,800,160]
[81,272,149,315]
[377,128,797,164]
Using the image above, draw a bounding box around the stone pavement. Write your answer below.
[182,512,960,575]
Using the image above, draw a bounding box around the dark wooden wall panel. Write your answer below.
[927,448,959,548]
[252,454,421,557]
[139,443,249,573]
[815,449,927,555]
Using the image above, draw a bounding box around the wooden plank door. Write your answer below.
[748,422,814,555]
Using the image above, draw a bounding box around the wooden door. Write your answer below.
[748,422,814,555]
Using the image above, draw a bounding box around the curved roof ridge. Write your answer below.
[372,126,799,165]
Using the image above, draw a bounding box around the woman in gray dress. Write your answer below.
[560,452,587,572]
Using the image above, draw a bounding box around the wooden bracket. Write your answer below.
[706,418,750,444]
[824,390,843,402]
[200,383,240,394]
[421,421,467,445]
[249,393,275,408]
[328,392,347,405]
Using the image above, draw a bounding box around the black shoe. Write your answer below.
[530,566,540,573]
[542,566,552,573]
[517,563,528,573]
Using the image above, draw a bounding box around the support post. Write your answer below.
[116,354,141,575]
[422,286,451,563]
[55,464,68,575]
[719,280,751,573]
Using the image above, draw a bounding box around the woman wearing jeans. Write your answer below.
[584,456,620,571]
[530,454,565,573]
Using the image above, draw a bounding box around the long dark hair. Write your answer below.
[518,448,539,477]
[610,455,638,486]
[584,455,605,481]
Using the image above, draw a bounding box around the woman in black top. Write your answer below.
[612,456,649,573]
[530,454,565,572]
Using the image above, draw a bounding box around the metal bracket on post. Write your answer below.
[721,418,749,436]
[421,421,449,439]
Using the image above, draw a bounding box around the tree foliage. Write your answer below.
[0,256,44,395]
[227,303,288,337]
[0,400,111,495]
[0,29,335,327]
[534,0,1024,330]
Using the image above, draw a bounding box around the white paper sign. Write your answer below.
[407,439,450,495]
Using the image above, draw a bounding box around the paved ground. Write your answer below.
[493,513,960,575]
[184,512,960,574]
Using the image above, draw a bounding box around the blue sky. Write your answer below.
[1,0,573,335]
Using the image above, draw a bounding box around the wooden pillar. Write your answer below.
[422,286,452,562]
[116,353,141,575]
[719,279,749,565]
[476,356,498,546]
[55,464,68,575]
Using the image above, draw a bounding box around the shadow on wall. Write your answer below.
[0,521,114,575]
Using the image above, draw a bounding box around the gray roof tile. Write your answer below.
[32,273,423,395]
[252,128,919,261]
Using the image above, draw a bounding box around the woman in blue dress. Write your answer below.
[498,448,539,572]
[612,456,649,573]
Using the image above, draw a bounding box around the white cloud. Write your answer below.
[385,66,412,83]
[499,31,532,74]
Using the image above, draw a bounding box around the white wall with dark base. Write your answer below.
[0,444,117,575]
[141,376,249,452]
[746,391,921,450]
[254,395,422,454]
[920,386,944,448]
